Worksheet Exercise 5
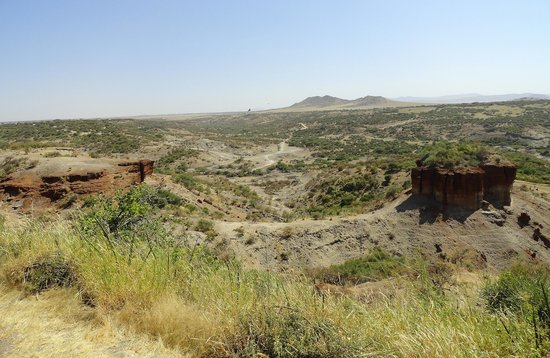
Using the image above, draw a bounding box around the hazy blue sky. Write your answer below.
[1,0,549,121]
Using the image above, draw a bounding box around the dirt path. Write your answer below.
[254,141,301,170]
[0,287,180,358]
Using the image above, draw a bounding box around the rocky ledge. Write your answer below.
[0,158,153,211]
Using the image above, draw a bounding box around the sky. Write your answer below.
[0,0,549,121]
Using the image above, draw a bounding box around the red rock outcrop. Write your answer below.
[0,159,154,211]
[411,162,515,210]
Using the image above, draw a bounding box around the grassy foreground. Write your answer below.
[0,192,548,356]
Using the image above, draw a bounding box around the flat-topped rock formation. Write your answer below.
[0,158,153,211]
[411,160,516,210]
[480,163,517,206]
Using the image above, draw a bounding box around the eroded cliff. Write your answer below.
[411,162,516,210]
[0,159,154,211]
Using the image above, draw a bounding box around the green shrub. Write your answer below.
[421,142,490,168]
[482,264,550,349]
[385,184,401,199]
[232,309,360,357]
[305,172,381,216]
[43,151,62,157]
[78,185,169,263]
[501,150,550,184]
[145,188,183,208]
[195,219,214,233]
[174,173,204,192]
[483,264,549,314]
[313,247,407,285]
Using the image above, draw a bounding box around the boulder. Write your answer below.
[518,212,531,228]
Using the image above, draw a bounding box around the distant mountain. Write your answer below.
[289,95,349,108]
[348,95,389,107]
[285,95,407,111]
[395,93,550,104]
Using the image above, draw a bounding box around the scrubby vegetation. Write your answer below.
[0,119,163,155]
[311,247,408,285]
[501,150,550,183]
[0,156,34,178]
[1,187,549,356]
[420,142,491,168]
[297,163,408,217]
[482,264,550,351]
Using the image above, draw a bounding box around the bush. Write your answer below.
[20,253,75,294]
[483,264,549,312]
[385,184,401,199]
[312,247,407,285]
[231,309,360,357]
[78,185,170,263]
[421,142,490,168]
[195,219,216,239]
[174,173,204,192]
[0,156,27,178]
[482,264,550,349]
[195,219,212,233]
[43,151,62,157]
[501,150,550,184]
[145,188,183,208]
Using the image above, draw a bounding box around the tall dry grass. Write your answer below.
[0,219,545,357]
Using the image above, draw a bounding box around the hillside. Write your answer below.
[282,94,410,111]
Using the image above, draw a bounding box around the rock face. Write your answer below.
[0,159,154,210]
[411,163,516,210]
[481,164,517,206]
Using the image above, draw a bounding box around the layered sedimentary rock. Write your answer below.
[411,162,515,210]
[0,159,154,210]
[481,164,517,207]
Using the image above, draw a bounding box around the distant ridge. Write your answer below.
[284,95,407,111]
[349,95,390,107]
[395,93,550,104]
[290,95,349,108]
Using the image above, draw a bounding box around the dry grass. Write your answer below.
[0,220,545,357]
[0,286,180,357]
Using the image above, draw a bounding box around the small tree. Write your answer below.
[78,185,170,263]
